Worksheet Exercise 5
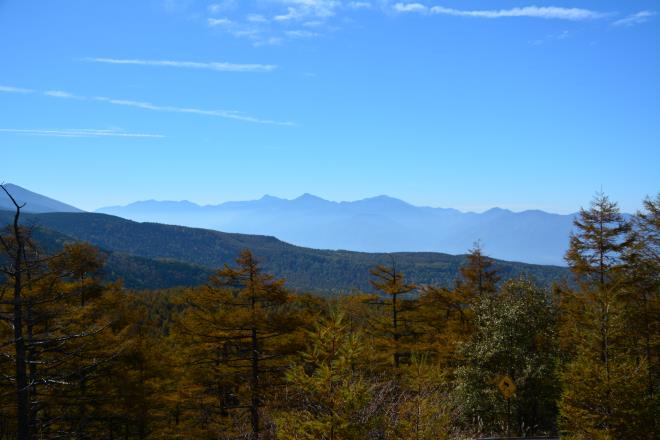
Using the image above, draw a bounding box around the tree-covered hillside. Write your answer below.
[0,210,569,292]
[20,224,213,290]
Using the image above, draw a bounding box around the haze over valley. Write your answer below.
[97,193,578,265]
[0,182,583,266]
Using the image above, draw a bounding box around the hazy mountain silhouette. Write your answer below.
[97,194,577,265]
[0,183,82,213]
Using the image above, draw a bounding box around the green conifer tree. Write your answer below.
[369,261,416,369]
[275,309,373,440]
[559,193,656,438]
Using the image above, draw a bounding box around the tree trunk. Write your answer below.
[9,198,30,440]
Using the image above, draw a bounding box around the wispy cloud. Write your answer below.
[348,2,371,10]
[2,86,83,100]
[208,1,237,14]
[393,3,426,14]
[1,84,294,126]
[285,30,319,38]
[193,1,644,46]
[612,11,656,27]
[393,3,607,21]
[246,14,268,23]
[207,17,233,26]
[206,17,275,44]
[0,128,164,138]
[0,85,34,93]
[85,57,277,73]
[93,97,294,126]
[274,1,341,22]
[44,90,83,99]
[253,36,284,47]
[203,0,347,44]
[274,8,304,22]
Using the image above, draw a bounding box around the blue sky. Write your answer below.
[1,0,658,213]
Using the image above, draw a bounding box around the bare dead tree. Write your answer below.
[0,183,29,440]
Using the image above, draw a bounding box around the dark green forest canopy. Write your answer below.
[0,210,569,292]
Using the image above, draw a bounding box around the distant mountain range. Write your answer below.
[97,194,578,265]
[0,183,581,267]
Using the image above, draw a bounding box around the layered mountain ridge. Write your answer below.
[97,194,577,265]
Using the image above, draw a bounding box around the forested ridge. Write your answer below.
[0,211,568,292]
[1,188,658,439]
